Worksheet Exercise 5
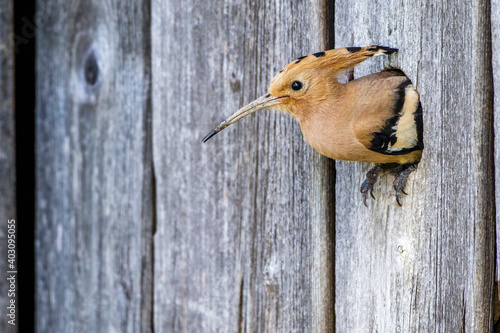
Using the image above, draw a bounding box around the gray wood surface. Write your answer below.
[493,2,500,327]
[335,0,495,331]
[0,0,15,332]
[34,0,500,331]
[35,0,153,332]
[151,0,334,331]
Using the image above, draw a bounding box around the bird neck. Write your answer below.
[292,81,346,123]
[292,83,351,158]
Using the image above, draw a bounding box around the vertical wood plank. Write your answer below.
[493,1,500,326]
[0,0,15,331]
[35,0,153,332]
[152,0,334,331]
[335,0,494,331]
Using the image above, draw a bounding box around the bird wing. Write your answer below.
[351,71,424,156]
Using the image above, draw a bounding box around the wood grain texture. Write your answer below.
[335,0,495,332]
[493,0,500,315]
[35,0,153,332]
[151,0,334,331]
[0,0,15,332]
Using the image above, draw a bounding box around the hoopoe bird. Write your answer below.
[203,46,424,206]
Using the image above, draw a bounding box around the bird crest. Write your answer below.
[272,45,398,85]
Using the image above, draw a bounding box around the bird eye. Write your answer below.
[291,81,303,91]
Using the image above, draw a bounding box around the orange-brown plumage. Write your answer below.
[203,46,424,205]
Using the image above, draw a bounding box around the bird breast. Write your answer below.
[298,110,359,161]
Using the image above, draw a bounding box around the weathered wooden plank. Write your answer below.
[152,0,334,331]
[0,0,15,331]
[493,1,500,326]
[335,0,494,331]
[35,0,153,332]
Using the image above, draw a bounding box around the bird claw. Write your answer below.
[391,163,418,206]
[360,165,384,207]
[360,163,418,206]
[393,184,407,206]
[361,187,376,207]
[395,190,403,207]
[361,180,371,207]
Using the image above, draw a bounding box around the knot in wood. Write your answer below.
[84,51,100,86]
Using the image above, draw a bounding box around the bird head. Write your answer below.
[202,51,338,143]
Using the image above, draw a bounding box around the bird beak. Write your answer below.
[202,93,282,142]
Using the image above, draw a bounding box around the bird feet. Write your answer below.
[360,163,418,207]
[360,165,385,207]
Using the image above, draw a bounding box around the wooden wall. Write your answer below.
[0,0,15,332]
[335,0,494,331]
[494,2,500,326]
[36,0,153,331]
[35,0,497,332]
[151,0,334,331]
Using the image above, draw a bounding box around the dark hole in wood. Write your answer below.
[84,51,99,86]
